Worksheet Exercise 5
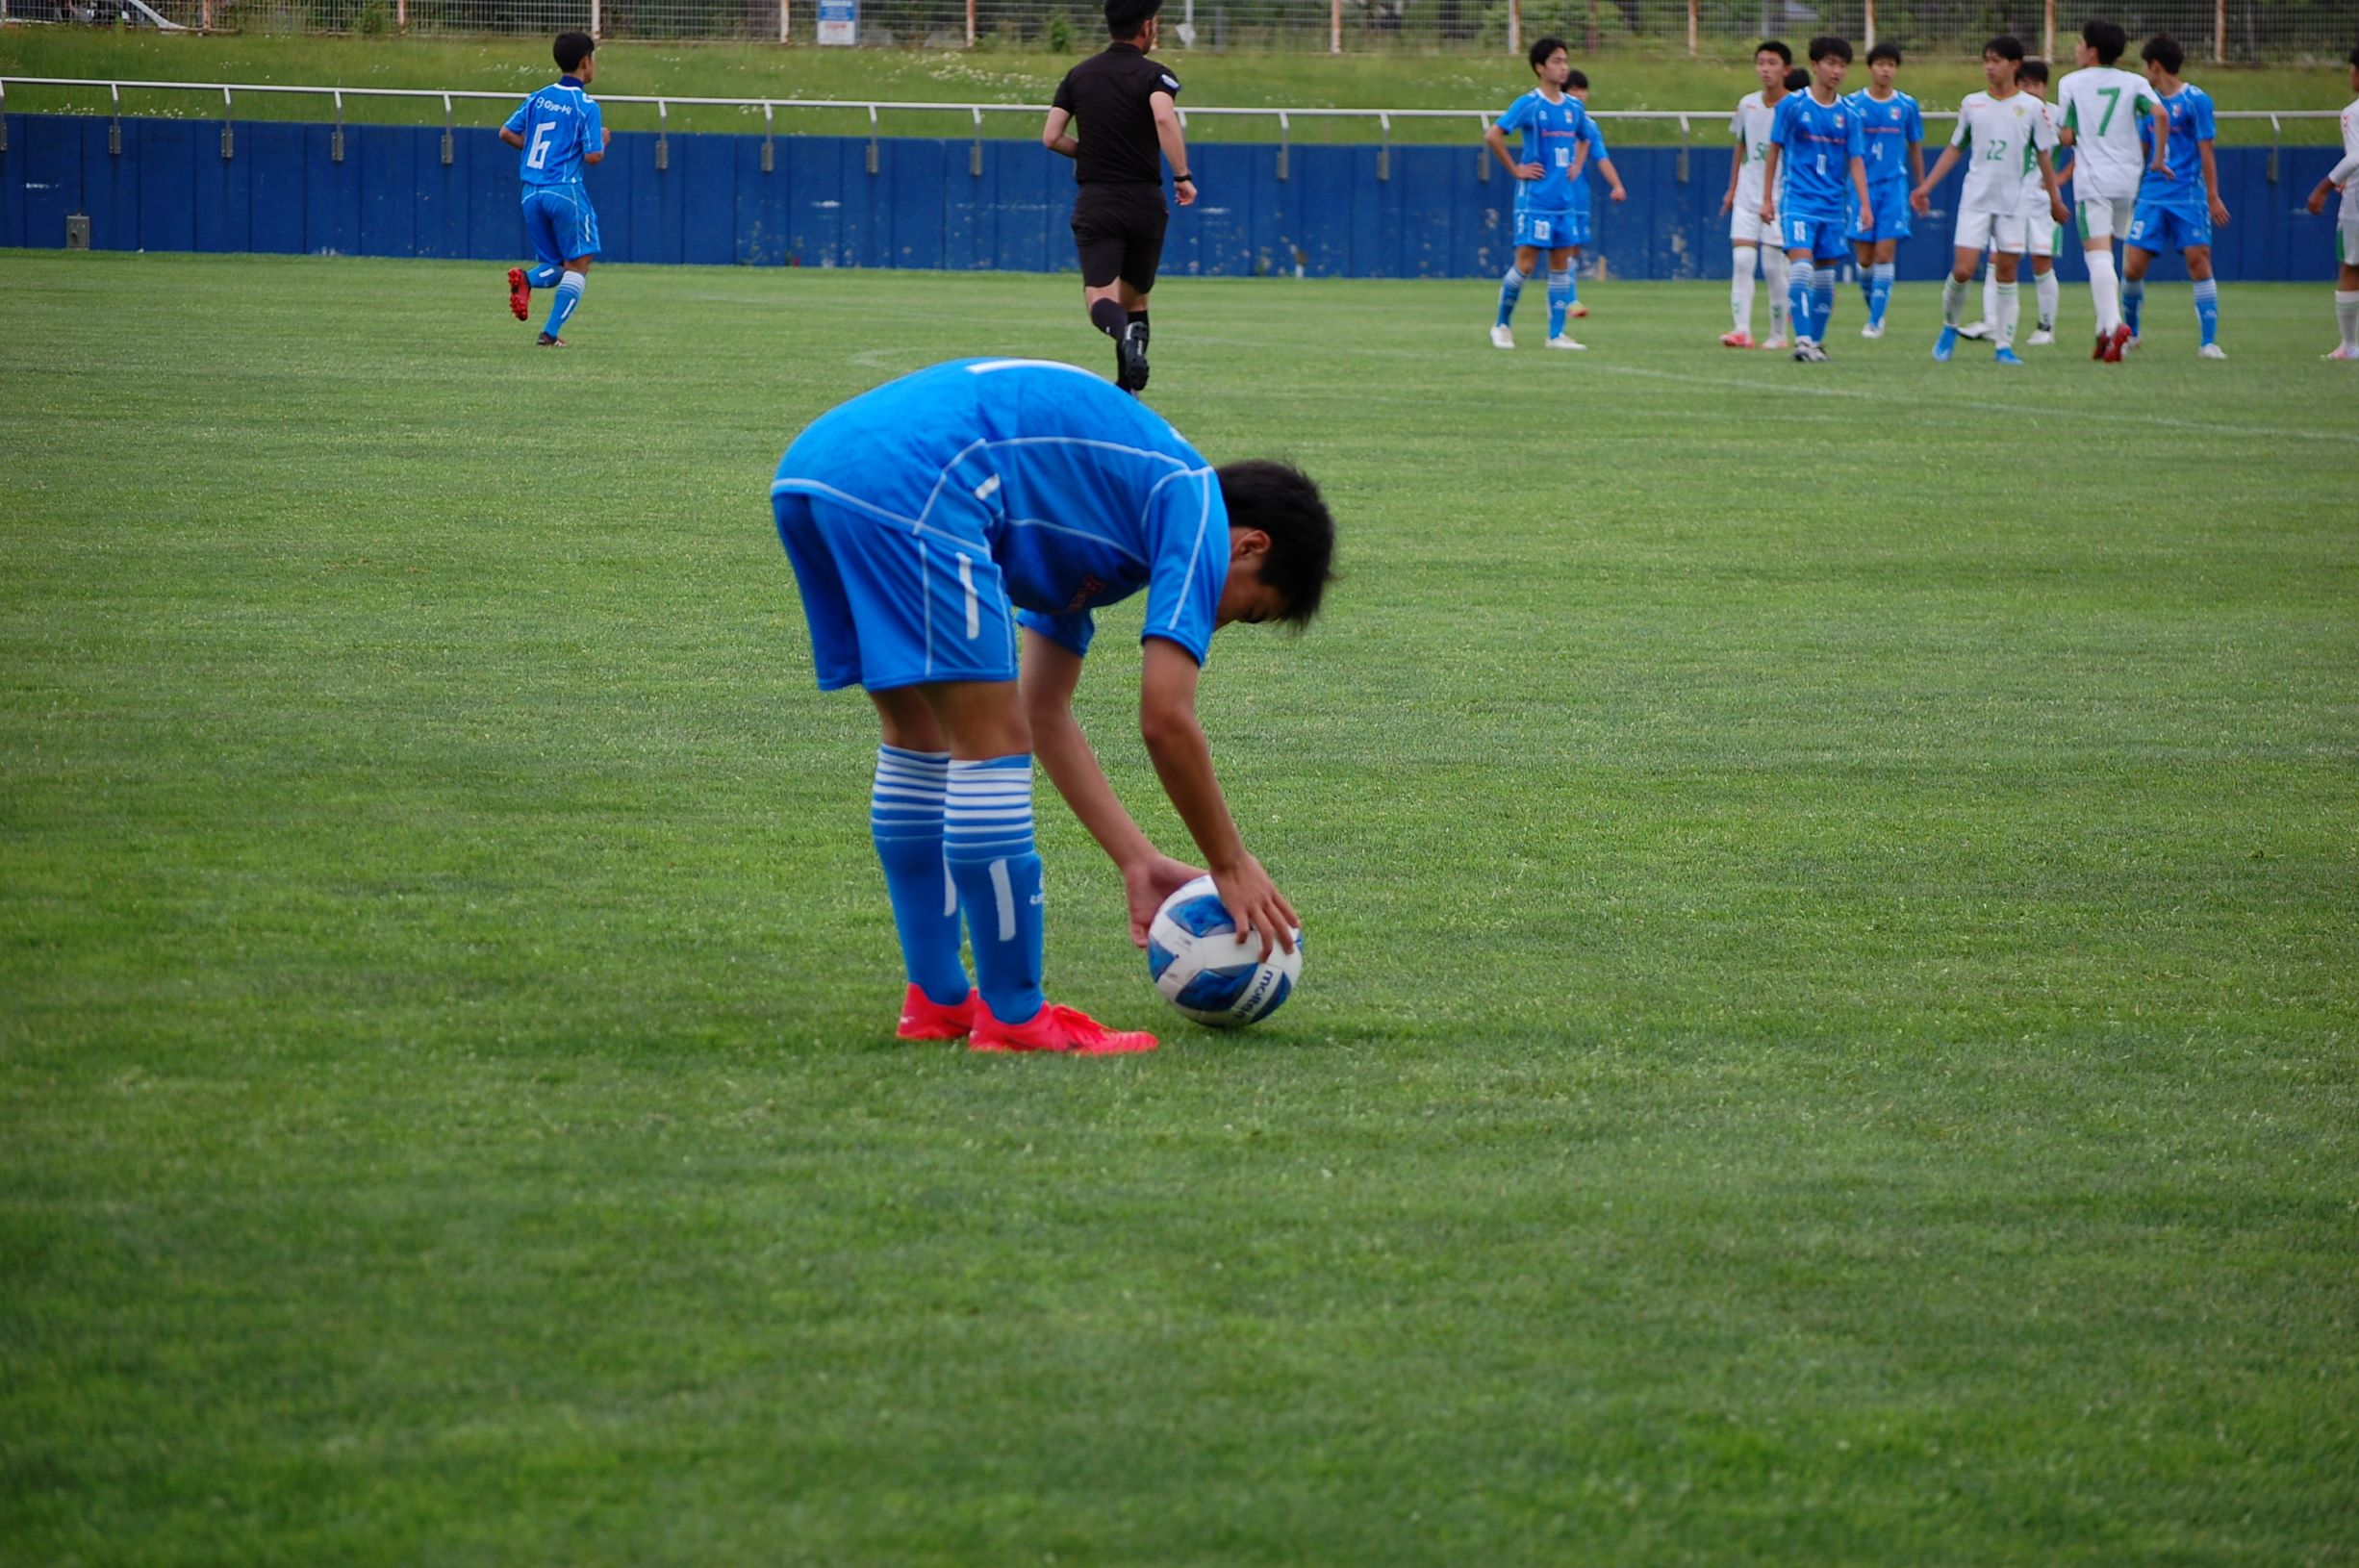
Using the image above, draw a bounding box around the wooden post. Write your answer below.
[2043,0,2056,63]
[778,0,789,40]
[2213,0,2226,63]
[1686,0,1696,57]
[1330,0,1340,54]
[1861,0,1872,49]
[1507,0,1518,56]
[1585,0,1596,53]
[589,0,601,38]
[393,0,405,28]
[965,0,975,46]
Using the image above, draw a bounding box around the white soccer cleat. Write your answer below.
[1860,320,1885,339]
[1489,325,1515,349]
[2027,329,2055,346]
[1763,334,1789,351]
[1545,335,1586,351]
[2325,344,2359,361]
[1956,320,1992,341]
[2197,342,2227,360]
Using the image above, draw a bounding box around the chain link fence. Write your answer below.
[11,0,2352,57]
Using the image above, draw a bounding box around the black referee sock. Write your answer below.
[1126,310,1149,351]
[1089,298,1128,338]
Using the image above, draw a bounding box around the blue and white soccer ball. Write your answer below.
[1145,874,1302,1027]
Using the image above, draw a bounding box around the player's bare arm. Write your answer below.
[2200,139,2227,225]
[1139,639,1298,958]
[1722,139,1744,215]
[1484,122,1543,182]
[1022,630,1201,948]
[1912,144,1961,214]
[1759,144,1782,220]
[499,126,526,150]
[586,127,608,165]
[1041,105,1080,160]
[2148,104,2170,172]
[2038,148,2067,223]
[1851,155,1872,232]
[1151,91,1196,206]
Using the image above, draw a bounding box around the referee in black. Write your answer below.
[1041,0,1196,394]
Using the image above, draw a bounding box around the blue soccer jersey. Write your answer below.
[504,77,604,189]
[1566,117,1610,217]
[2138,84,2215,210]
[771,360,1230,693]
[1848,88,1922,197]
[1495,89,1591,213]
[1770,89,1865,217]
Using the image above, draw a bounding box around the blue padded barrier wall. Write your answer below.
[2,112,2345,284]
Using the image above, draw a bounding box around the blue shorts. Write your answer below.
[2126,202,2212,254]
[773,488,1020,694]
[1513,205,1577,249]
[1846,187,1913,243]
[1781,212,1850,261]
[521,185,601,266]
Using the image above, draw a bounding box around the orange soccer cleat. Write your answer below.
[507,266,532,321]
[896,984,978,1042]
[969,1000,1158,1056]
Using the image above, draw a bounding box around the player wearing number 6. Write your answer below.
[498,32,610,347]
[2056,18,2168,360]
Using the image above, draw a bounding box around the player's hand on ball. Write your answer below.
[1212,854,1298,960]
[1124,853,1206,948]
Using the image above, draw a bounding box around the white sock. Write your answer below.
[2337,290,2359,350]
[2088,249,2120,335]
[1996,281,2020,349]
[1763,246,1791,335]
[2036,269,2059,331]
[1732,246,1757,333]
[1982,262,1999,328]
[1942,275,1967,328]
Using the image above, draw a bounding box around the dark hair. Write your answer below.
[1807,35,1851,63]
[1564,67,1589,89]
[1104,0,1159,38]
[1983,35,2025,62]
[2349,40,2359,67]
[2019,57,2049,85]
[1784,66,1811,91]
[1756,38,1791,63]
[1865,41,1901,65]
[1528,36,1567,71]
[2082,18,2127,63]
[1217,462,1334,628]
[2142,31,2185,74]
[553,30,595,72]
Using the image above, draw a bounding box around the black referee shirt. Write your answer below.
[1051,41,1182,187]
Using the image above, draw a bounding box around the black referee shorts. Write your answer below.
[1071,183,1170,293]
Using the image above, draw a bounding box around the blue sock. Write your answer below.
[1868,262,1895,326]
[527,263,563,289]
[870,746,968,1007]
[1496,267,1530,329]
[1813,270,1838,338]
[1859,264,1875,311]
[543,271,585,338]
[1788,259,1815,341]
[2192,278,2219,346]
[1546,267,1573,339]
[2123,279,2144,337]
[943,756,1045,1026]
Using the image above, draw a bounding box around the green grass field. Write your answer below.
[2,30,2350,140]
[4,252,2357,1565]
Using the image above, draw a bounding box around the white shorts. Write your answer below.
[2077,196,2135,243]
[2339,219,2359,267]
[2024,210,2059,258]
[1731,207,1775,246]
[1954,207,2025,254]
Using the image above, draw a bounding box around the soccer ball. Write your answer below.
[1145,875,1303,1027]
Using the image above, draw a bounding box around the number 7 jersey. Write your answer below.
[2055,64,2161,201]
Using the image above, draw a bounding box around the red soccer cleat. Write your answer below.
[970,1000,1158,1056]
[2092,330,2109,361]
[2102,324,2132,364]
[896,984,977,1042]
[1569,302,1590,319]
[508,266,531,321]
[1720,330,1756,349]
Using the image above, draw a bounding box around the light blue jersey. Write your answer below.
[2139,84,2216,212]
[1770,89,1865,218]
[1496,89,1592,213]
[504,77,604,190]
[1566,117,1610,218]
[1847,88,1922,197]
[771,360,1229,693]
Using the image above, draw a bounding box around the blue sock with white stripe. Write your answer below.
[2122,279,2144,337]
[543,271,585,339]
[1496,266,1530,328]
[2192,278,2219,346]
[871,746,969,1008]
[1868,262,1896,327]
[1788,259,1815,341]
[1546,268,1573,339]
[1813,269,1838,339]
[527,263,563,289]
[944,755,1045,1026]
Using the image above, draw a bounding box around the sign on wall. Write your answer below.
[816,0,855,45]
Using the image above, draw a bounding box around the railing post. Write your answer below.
[865,103,878,176]
[110,81,122,155]
[970,105,983,176]
[333,88,344,162]
[1476,113,1489,182]
[655,99,669,171]
[1276,110,1288,181]
[441,91,453,165]
[1377,111,1389,182]
[0,79,9,156]
[761,101,774,172]
[1676,113,1689,184]
[220,86,234,160]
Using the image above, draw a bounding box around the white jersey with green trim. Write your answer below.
[2056,64,2160,201]
[1950,90,2057,215]
[2017,95,2059,214]
[2338,96,2359,225]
